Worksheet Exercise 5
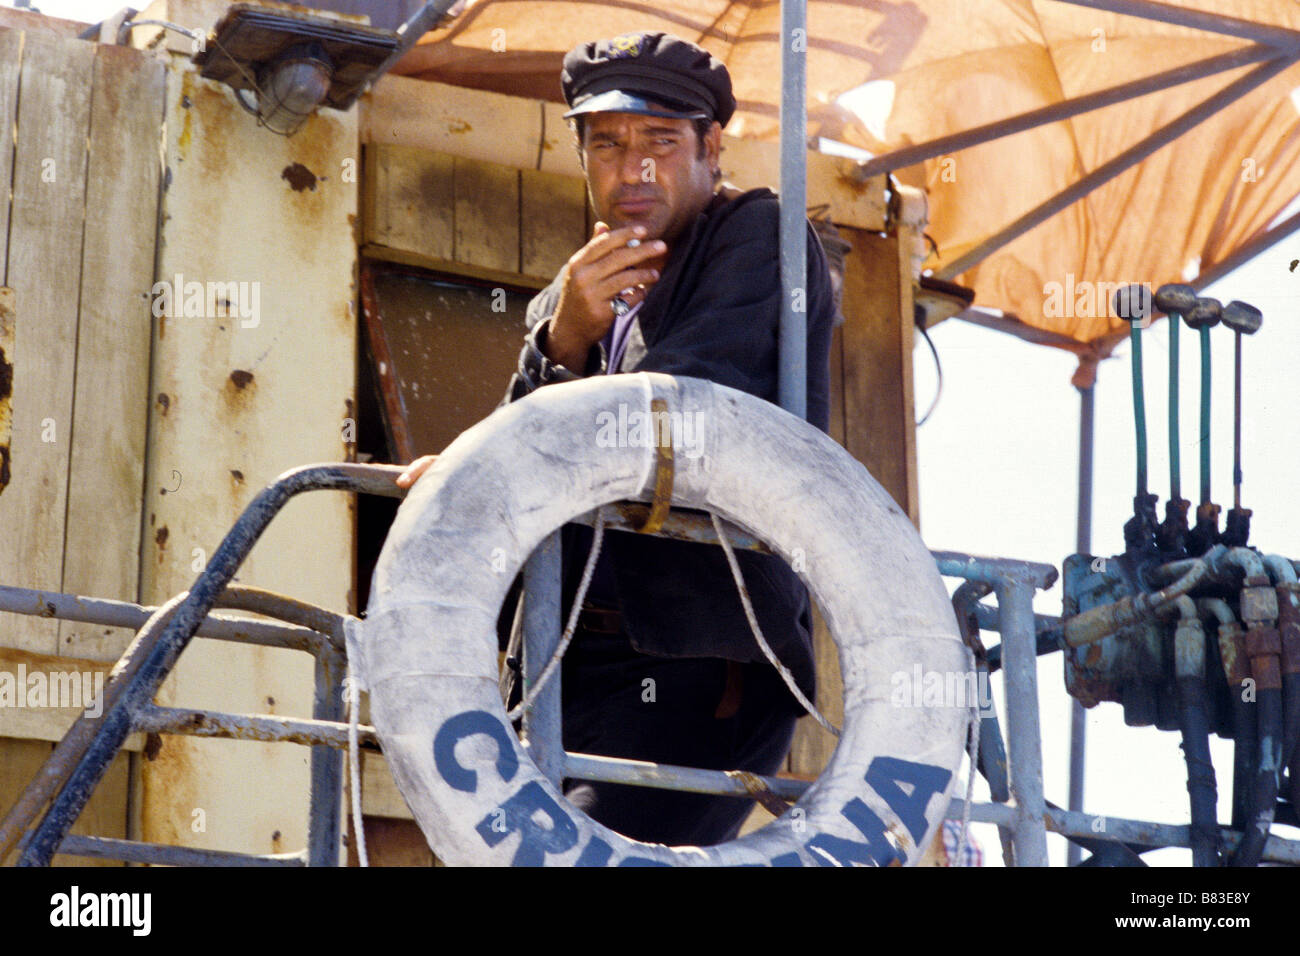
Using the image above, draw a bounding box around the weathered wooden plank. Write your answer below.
[361,243,549,292]
[58,751,130,868]
[0,31,95,655]
[790,243,914,778]
[453,157,520,276]
[520,167,586,282]
[362,73,550,173]
[0,735,124,867]
[840,227,919,524]
[362,751,413,820]
[60,43,166,663]
[361,75,888,231]
[719,136,889,233]
[0,9,87,38]
[0,288,13,499]
[0,737,52,865]
[0,30,24,271]
[788,605,845,778]
[351,817,434,867]
[828,323,846,449]
[0,645,143,749]
[363,143,454,264]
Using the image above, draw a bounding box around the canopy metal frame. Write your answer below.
[837,0,1300,283]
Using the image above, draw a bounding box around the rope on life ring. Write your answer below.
[351,373,970,866]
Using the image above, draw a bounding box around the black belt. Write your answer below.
[577,605,623,635]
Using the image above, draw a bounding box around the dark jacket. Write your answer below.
[502,187,836,707]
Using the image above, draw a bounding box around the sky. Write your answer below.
[9,0,1300,867]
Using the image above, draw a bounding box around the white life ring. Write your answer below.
[357,373,969,866]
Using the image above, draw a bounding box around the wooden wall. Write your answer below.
[0,28,164,865]
[364,145,587,289]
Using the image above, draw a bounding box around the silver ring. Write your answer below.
[610,297,630,317]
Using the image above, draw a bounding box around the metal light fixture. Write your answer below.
[242,42,334,136]
[194,4,400,137]
[193,2,461,137]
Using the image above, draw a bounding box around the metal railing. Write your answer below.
[4,461,1298,866]
[0,463,403,867]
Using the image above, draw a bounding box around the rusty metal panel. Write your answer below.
[139,59,357,858]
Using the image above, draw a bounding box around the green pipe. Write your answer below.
[1199,326,1212,504]
[1131,323,1148,496]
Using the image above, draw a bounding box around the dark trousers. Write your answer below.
[560,624,798,847]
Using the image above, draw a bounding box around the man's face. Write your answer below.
[581,109,721,245]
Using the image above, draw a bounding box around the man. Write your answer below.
[400,31,836,847]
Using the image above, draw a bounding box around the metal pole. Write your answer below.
[339,0,463,108]
[307,644,346,866]
[945,799,1300,864]
[521,531,565,786]
[1067,384,1094,866]
[1129,323,1149,496]
[1053,0,1300,49]
[851,44,1277,180]
[778,0,808,419]
[935,54,1297,280]
[996,579,1051,865]
[1233,332,1242,509]
[1191,210,1300,291]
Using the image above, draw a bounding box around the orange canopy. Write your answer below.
[393,1,1300,384]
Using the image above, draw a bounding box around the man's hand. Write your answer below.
[395,454,437,490]
[545,222,666,371]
